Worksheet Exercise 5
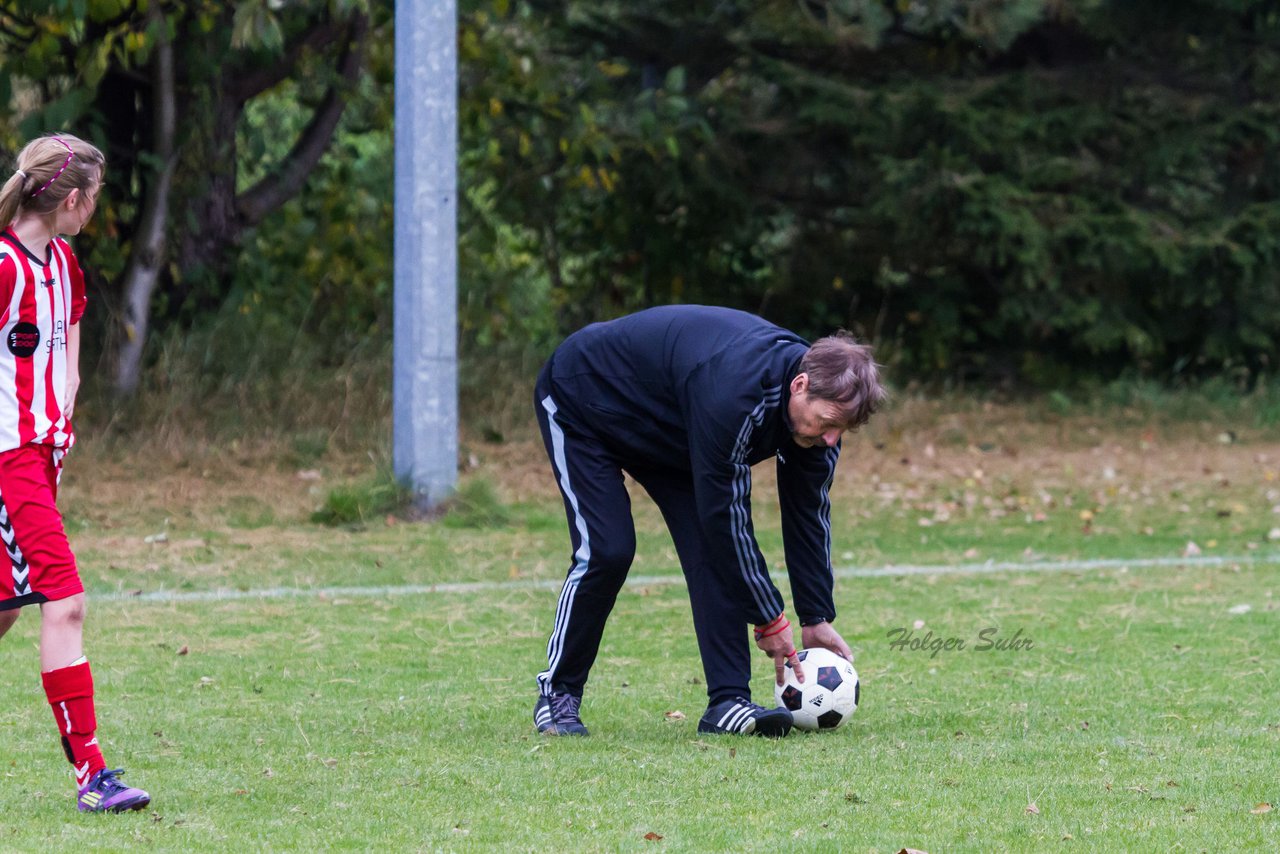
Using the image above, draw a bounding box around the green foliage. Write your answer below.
[231,76,393,359]
[311,467,412,527]
[1,0,389,396]
[6,0,1280,400]
[440,477,513,528]
[463,0,1280,386]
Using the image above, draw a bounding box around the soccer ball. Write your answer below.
[774,647,859,732]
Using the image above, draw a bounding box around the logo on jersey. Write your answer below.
[6,322,40,357]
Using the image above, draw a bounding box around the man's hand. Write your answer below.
[801,621,853,661]
[755,613,803,686]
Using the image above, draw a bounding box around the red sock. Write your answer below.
[42,660,105,790]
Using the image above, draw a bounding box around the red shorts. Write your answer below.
[0,444,81,610]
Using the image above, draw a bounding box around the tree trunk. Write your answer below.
[172,10,370,310]
[114,4,177,395]
[115,8,371,389]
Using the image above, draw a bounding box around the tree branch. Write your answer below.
[225,16,351,104]
[234,12,368,228]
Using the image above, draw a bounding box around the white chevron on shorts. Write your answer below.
[0,501,31,596]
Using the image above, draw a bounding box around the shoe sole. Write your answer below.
[82,795,150,814]
[752,713,792,738]
[113,796,151,812]
[537,725,589,736]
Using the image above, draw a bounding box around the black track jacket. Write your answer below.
[545,305,840,627]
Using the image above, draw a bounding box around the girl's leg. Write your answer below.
[39,594,103,790]
[1,446,148,810]
[39,594,84,671]
[40,596,150,812]
[0,608,18,640]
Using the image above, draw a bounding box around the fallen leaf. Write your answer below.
[664,710,685,721]
[1025,802,1040,815]
[177,645,189,656]
[321,758,338,768]
[1183,541,1202,557]
[1252,802,1273,814]
[1228,604,1253,615]
[643,831,664,841]
[897,848,930,854]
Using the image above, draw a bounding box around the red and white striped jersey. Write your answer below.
[0,231,87,453]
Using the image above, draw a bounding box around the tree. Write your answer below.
[462,0,1280,383]
[1,0,380,393]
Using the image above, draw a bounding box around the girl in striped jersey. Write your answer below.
[0,134,149,813]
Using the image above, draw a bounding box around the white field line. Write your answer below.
[93,551,1280,606]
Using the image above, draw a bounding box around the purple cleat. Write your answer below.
[77,768,151,813]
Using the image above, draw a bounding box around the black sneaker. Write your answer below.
[533,692,589,736]
[697,698,793,737]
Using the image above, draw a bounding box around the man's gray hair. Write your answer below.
[798,331,886,429]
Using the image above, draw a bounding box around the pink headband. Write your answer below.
[28,137,75,199]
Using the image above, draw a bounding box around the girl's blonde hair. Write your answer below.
[0,133,106,229]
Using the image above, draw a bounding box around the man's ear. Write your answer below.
[790,372,809,395]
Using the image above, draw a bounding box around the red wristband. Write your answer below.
[754,613,787,636]
[755,619,791,640]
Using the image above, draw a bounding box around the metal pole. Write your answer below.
[394,0,458,509]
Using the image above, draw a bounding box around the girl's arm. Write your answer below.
[65,321,81,420]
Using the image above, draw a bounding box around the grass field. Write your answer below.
[1,399,1278,851]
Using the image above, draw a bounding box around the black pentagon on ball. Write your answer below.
[780,685,804,711]
[816,665,843,691]
[816,709,843,729]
